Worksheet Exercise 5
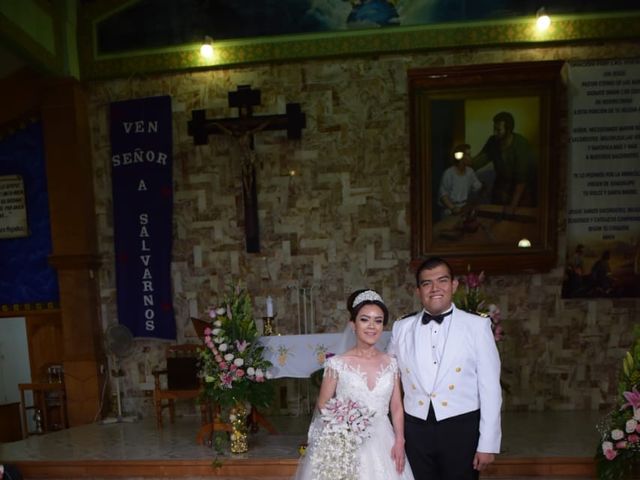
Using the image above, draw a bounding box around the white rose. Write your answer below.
[234,358,244,367]
[212,328,221,335]
[247,367,255,376]
[255,369,263,377]
[265,370,273,379]
[626,419,638,433]
[214,320,222,327]
[219,343,228,352]
[224,353,234,362]
[611,429,625,440]
[634,408,640,421]
[216,307,226,316]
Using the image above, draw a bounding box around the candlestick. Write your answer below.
[263,315,275,336]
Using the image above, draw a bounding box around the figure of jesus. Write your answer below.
[212,120,271,202]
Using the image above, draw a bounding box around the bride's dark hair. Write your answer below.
[347,289,389,326]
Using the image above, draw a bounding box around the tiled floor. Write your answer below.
[1,410,605,478]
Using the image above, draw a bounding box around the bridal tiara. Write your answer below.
[352,290,383,307]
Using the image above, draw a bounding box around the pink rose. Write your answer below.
[219,362,228,370]
[604,448,617,460]
[256,375,264,382]
[230,364,237,372]
[204,327,212,335]
[236,369,245,377]
[627,434,639,443]
[615,441,627,449]
[215,355,222,363]
[208,309,217,319]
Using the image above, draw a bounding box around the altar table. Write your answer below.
[258,331,391,379]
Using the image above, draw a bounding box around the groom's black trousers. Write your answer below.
[404,405,480,480]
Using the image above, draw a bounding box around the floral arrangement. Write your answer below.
[310,397,376,480]
[596,325,640,480]
[453,268,504,342]
[199,283,274,409]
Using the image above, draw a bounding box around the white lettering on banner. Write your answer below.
[111,150,167,167]
[139,212,155,331]
[123,120,159,134]
[138,179,147,191]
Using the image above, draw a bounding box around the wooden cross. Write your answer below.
[187,85,306,253]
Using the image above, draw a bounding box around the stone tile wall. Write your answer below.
[86,41,640,416]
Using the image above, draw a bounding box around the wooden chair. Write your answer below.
[152,343,204,429]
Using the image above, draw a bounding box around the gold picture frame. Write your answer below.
[409,61,564,274]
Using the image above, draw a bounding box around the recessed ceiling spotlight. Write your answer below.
[536,7,551,31]
[200,36,214,59]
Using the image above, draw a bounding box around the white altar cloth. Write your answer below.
[259,331,391,379]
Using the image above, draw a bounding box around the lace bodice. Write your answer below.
[324,354,398,418]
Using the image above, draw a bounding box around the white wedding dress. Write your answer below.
[294,354,414,480]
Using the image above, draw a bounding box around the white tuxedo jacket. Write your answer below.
[388,304,502,453]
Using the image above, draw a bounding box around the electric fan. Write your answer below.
[101,324,137,424]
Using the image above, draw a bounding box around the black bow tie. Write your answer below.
[421,310,452,325]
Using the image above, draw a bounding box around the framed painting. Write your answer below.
[409,61,564,274]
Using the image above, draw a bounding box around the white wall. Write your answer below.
[0,316,31,404]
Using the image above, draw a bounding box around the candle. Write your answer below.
[266,296,274,317]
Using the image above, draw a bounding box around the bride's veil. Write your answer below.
[333,322,356,356]
[293,322,356,479]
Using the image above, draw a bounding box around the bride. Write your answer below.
[294,289,414,480]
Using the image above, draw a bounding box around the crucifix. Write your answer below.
[187,85,306,253]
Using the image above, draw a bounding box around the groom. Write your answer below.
[388,257,502,479]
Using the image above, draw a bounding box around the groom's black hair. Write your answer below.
[347,289,389,326]
[415,256,454,286]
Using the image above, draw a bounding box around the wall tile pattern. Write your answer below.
[86,42,640,416]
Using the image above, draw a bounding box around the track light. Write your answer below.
[200,36,214,59]
[536,7,551,31]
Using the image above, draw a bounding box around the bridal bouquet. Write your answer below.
[310,397,376,480]
[596,325,640,480]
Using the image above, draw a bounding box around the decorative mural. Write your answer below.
[95,0,640,53]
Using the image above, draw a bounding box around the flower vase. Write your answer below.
[229,402,249,454]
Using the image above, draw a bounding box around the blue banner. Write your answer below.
[0,122,59,308]
[110,96,175,339]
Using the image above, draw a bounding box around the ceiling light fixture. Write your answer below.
[518,238,532,248]
[536,7,551,31]
[200,36,214,59]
